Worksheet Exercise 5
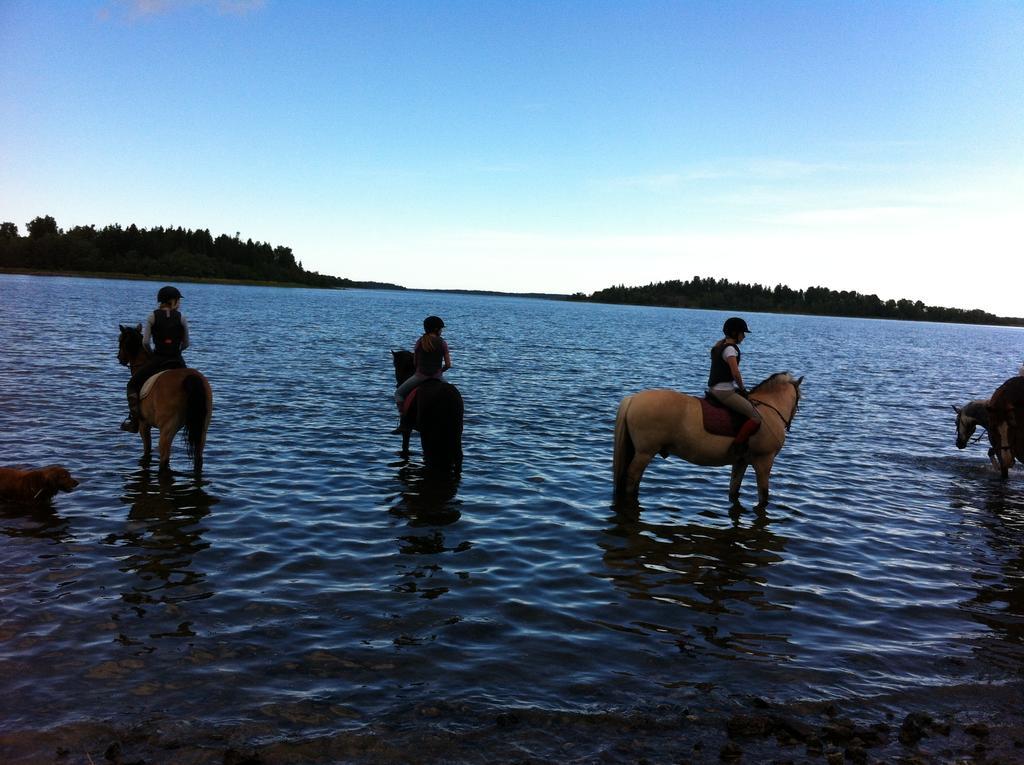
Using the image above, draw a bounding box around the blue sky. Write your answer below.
[2,1,1022,315]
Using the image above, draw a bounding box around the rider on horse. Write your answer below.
[120,285,190,432]
[392,315,453,435]
[707,317,762,453]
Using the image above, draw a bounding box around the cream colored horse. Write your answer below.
[613,372,803,507]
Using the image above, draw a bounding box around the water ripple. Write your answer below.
[2,276,1024,760]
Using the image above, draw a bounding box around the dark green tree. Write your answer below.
[27,215,59,238]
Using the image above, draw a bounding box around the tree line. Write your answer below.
[575,276,1023,326]
[0,215,400,290]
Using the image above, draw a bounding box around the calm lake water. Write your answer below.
[2,274,1024,763]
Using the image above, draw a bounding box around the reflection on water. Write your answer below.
[5,276,1024,760]
[949,473,1024,666]
[598,504,792,661]
[0,501,73,545]
[389,463,462,526]
[104,470,219,644]
[390,464,465,601]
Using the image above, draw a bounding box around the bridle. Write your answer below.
[955,411,985,447]
[749,392,798,432]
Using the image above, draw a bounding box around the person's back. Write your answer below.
[150,306,187,358]
[392,315,452,434]
[414,332,446,377]
[706,317,761,454]
[120,285,190,432]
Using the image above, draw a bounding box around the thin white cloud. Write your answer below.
[767,206,930,226]
[102,0,265,20]
[602,157,846,193]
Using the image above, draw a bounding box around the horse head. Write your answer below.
[391,349,415,386]
[118,323,144,366]
[953,405,974,449]
[952,400,989,449]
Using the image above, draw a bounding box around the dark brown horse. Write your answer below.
[391,350,463,475]
[988,376,1024,478]
[118,324,213,474]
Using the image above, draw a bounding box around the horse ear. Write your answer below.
[952,404,961,414]
[135,323,143,333]
[796,375,804,386]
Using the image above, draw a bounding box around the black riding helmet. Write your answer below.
[723,317,751,338]
[423,315,445,333]
[157,285,182,303]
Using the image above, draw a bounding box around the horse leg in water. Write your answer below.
[158,427,176,473]
[729,460,748,504]
[751,453,777,508]
[625,451,655,496]
[140,423,153,462]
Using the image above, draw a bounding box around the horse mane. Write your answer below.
[391,349,416,386]
[120,324,144,356]
[962,399,990,420]
[749,372,797,395]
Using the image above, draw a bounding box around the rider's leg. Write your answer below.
[122,361,161,432]
[392,373,428,434]
[710,389,762,448]
[121,381,141,432]
[734,416,762,445]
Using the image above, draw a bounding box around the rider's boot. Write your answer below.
[728,418,761,458]
[391,401,410,435]
[120,392,141,433]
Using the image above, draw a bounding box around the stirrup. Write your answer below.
[391,425,409,435]
[120,418,139,433]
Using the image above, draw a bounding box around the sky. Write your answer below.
[1,1,1022,316]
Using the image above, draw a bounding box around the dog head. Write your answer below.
[30,466,79,500]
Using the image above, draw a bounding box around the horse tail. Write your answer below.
[181,373,209,468]
[613,396,635,495]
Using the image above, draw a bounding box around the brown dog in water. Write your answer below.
[0,465,79,503]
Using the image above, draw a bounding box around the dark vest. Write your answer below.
[707,341,740,388]
[415,336,445,376]
[152,309,185,357]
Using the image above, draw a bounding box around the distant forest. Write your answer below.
[0,215,399,290]
[577,276,1023,327]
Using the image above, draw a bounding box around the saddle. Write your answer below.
[137,358,187,399]
[700,394,747,437]
[139,370,168,400]
[400,385,422,417]
[398,379,443,428]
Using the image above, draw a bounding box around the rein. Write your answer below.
[749,397,794,432]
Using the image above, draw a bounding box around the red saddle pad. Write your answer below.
[400,386,421,417]
[700,397,744,437]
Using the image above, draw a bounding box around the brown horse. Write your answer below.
[118,324,213,474]
[614,372,803,508]
[987,376,1024,478]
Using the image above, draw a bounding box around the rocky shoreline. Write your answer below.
[3,690,1023,764]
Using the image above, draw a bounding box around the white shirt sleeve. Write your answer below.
[142,312,155,351]
[722,345,739,361]
[179,315,190,352]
